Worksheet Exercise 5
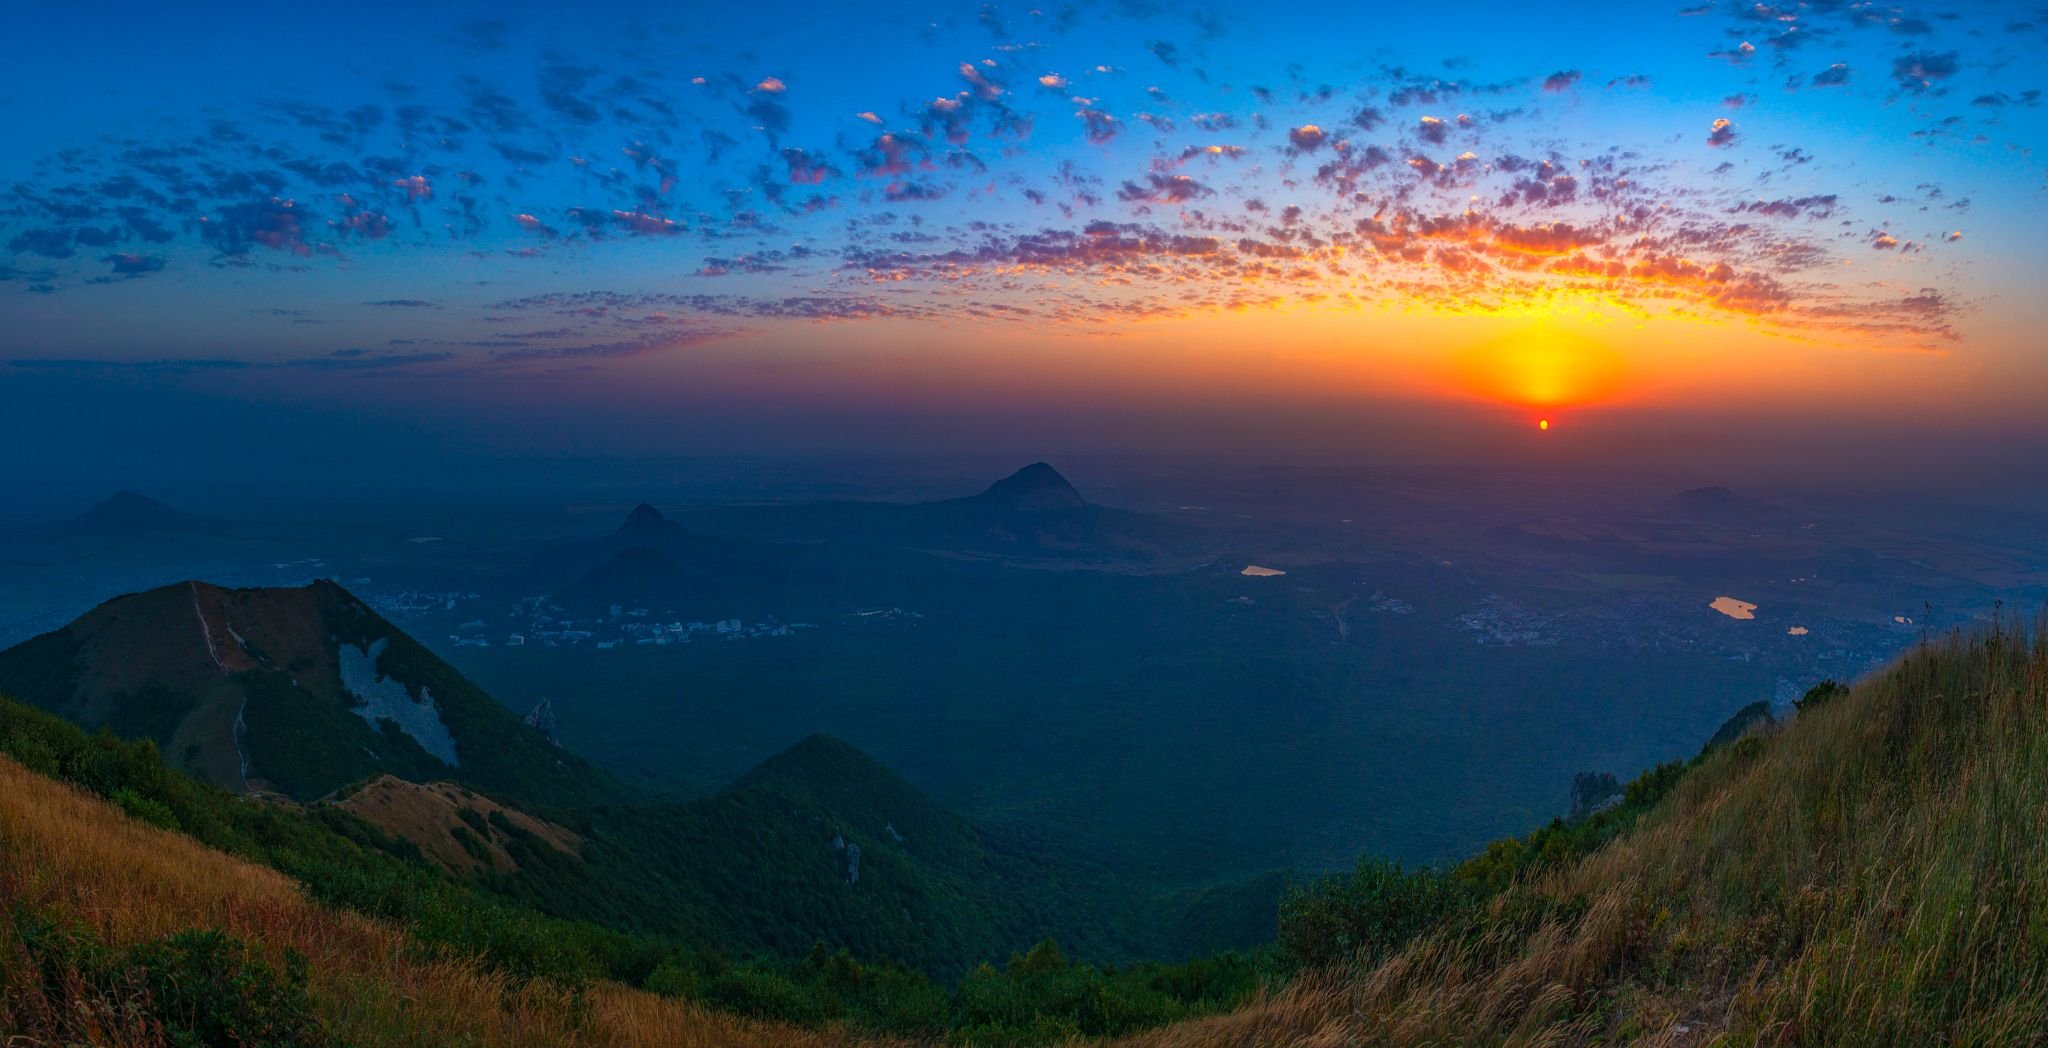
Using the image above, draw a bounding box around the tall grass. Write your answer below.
[1121,618,2048,1046]
[0,753,914,1047]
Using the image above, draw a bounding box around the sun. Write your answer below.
[1538,418,1550,431]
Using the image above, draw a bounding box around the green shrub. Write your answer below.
[8,913,331,1047]
[1796,679,1848,713]
[1277,860,1472,969]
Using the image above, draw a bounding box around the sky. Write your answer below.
[2,0,2045,496]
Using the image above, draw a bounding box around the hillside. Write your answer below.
[0,694,1267,1044]
[0,747,889,1047]
[1121,622,2048,1045]
[0,579,610,804]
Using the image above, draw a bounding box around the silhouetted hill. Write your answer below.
[66,491,218,534]
[615,501,688,542]
[1661,485,1796,527]
[676,462,1192,565]
[970,462,1089,513]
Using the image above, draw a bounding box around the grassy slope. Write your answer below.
[1122,622,2048,1045]
[0,749,908,1048]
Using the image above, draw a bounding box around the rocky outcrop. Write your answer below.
[524,699,562,748]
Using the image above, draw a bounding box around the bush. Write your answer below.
[1796,679,1848,713]
[6,914,331,1047]
[1277,860,1472,969]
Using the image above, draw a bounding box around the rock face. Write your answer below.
[524,699,562,748]
[1701,699,1776,754]
[338,637,460,766]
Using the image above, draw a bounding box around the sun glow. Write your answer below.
[1452,322,1627,409]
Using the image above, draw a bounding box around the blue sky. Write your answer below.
[2,0,2044,483]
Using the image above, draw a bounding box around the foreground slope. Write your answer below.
[1124,623,2048,1045]
[0,749,895,1048]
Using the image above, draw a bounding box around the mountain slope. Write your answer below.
[0,579,610,804]
[0,692,1264,1044]
[1123,623,2048,1045]
[0,748,887,1047]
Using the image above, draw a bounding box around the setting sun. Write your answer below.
[1538,418,1550,431]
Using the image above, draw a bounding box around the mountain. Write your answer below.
[0,579,608,804]
[971,461,1089,513]
[66,490,218,534]
[1659,485,1797,528]
[550,731,1071,972]
[543,501,1002,621]
[615,501,689,545]
[678,462,1193,566]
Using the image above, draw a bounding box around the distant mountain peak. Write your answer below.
[976,462,1086,512]
[622,502,668,529]
[69,490,211,533]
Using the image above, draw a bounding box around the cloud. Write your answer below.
[488,328,728,363]
[199,198,312,257]
[1731,194,1839,219]
[1542,70,1582,93]
[8,228,76,258]
[1076,106,1121,143]
[363,298,436,307]
[609,209,684,235]
[102,253,165,276]
[1117,173,1213,204]
[1812,63,1851,87]
[1892,51,1958,92]
[1288,124,1328,151]
[1707,117,1739,148]
[513,213,559,238]
[1417,116,1448,145]
[781,148,832,184]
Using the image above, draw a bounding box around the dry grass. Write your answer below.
[333,775,584,876]
[0,753,918,1047]
[1121,621,2048,1047]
